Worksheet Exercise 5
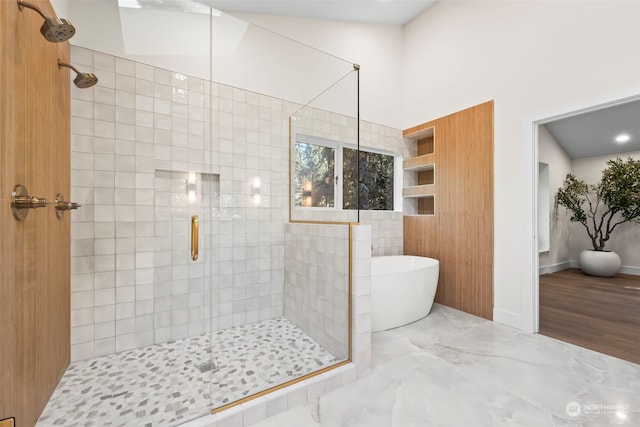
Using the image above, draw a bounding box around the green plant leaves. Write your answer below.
[600,157,640,222]
[555,157,640,250]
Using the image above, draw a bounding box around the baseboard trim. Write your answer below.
[493,308,521,329]
[543,260,640,276]
[620,265,640,276]
[539,261,572,275]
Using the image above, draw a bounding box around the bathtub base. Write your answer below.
[371,256,439,333]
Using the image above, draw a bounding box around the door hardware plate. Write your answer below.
[12,184,50,221]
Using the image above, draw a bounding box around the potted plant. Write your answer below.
[555,156,640,277]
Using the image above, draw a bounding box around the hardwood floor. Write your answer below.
[539,268,640,364]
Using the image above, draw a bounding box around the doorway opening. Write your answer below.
[533,94,640,364]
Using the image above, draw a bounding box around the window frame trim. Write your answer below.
[293,133,401,212]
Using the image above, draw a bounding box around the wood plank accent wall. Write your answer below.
[1,1,71,425]
[403,101,494,320]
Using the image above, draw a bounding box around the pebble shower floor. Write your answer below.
[36,318,340,427]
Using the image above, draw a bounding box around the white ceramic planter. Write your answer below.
[579,250,621,277]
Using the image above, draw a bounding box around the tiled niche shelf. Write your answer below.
[403,126,435,215]
[402,184,435,198]
[402,154,434,171]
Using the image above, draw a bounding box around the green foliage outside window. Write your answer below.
[294,142,335,207]
[294,141,395,211]
[343,148,394,210]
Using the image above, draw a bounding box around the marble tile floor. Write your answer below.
[37,317,340,427]
[249,304,640,427]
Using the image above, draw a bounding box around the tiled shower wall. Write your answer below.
[284,223,350,360]
[69,46,292,360]
[69,46,405,361]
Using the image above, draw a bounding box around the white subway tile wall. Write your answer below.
[283,223,350,359]
[70,46,400,361]
[351,224,373,378]
[70,46,292,360]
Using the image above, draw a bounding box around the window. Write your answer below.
[294,136,397,211]
[343,148,394,210]
[294,142,335,208]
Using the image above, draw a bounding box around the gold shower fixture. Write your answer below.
[58,59,99,88]
[17,0,76,43]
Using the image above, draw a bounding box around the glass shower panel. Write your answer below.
[152,170,219,416]
[57,0,220,424]
[53,0,213,79]
[209,13,352,108]
[290,70,360,223]
[53,0,359,422]
[205,13,357,410]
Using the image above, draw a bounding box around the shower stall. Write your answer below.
[35,1,362,425]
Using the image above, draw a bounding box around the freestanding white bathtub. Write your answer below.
[371,256,439,332]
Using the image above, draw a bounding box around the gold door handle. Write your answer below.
[191,215,199,261]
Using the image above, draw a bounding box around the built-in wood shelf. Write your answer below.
[403,154,435,171]
[403,125,436,216]
[403,124,434,140]
[402,184,435,198]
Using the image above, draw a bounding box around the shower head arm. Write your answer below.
[17,1,48,20]
[57,60,81,75]
[57,59,99,88]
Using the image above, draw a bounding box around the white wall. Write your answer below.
[538,125,572,273]
[52,1,401,127]
[569,151,640,273]
[234,13,404,129]
[52,0,211,77]
[403,0,640,331]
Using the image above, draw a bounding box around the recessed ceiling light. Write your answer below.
[615,133,630,143]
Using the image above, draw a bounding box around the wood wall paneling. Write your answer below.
[417,136,434,156]
[1,0,71,425]
[417,196,434,215]
[417,169,434,185]
[0,1,19,424]
[403,101,494,320]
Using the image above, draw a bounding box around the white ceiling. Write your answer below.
[544,100,640,160]
[198,0,437,25]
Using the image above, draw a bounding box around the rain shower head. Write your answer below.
[58,60,99,89]
[18,0,75,43]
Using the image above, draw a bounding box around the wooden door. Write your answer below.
[1,1,71,425]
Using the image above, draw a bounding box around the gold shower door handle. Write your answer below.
[191,215,199,261]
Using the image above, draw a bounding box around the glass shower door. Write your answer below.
[153,169,219,416]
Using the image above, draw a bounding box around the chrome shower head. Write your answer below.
[58,60,98,89]
[18,0,75,43]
